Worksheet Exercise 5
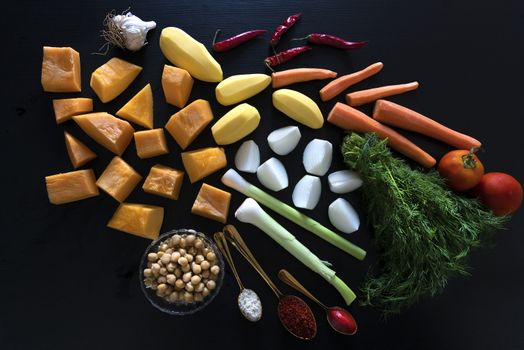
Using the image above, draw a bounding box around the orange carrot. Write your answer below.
[319,62,384,102]
[271,68,337,88]
[373,99,481,150]
[345,81,419,106]
[328,102,436,168]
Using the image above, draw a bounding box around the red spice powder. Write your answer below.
[277,295,317,339]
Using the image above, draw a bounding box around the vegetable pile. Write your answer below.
[341,133,506,315]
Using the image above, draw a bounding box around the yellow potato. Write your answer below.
[272,89,324,129]
[215,74,271,106]
[211,104,261,145]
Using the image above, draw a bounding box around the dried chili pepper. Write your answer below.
[212,29,267,52]
[294,33,368,50]
[264,46,312,69]
[270,12,302,46]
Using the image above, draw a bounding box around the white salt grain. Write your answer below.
[238,289,262,322]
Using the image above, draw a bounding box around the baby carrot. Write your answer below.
[373,99,482,150]
[345,81,419,106]
[327,102,436,168]
[271,68,337,88]
[319,62,383,101]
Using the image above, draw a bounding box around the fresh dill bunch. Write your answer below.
[341,133,506,316]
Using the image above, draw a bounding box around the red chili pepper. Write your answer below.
[296,33,368,50]
[270,12,302,46]
[264,46,312,69]
[212,29,267,52]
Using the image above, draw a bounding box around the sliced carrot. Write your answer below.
[271,68,337,88]
[319,62,383,102]
[373,99,481,150]
[345,81,419,106]
[328,102,436,168]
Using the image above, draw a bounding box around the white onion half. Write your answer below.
[267,126,301,156]
[292,175,321,210]
[256,157,288,191]
[303,139,333,176]
[328,198,360,234]
[235,140,260,173]
[327,170,363,194]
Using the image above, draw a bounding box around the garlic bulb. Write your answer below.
[105,12,156,52]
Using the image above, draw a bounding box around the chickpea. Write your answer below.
[157,251,164,258]
[181,264,191,273]
[178,257,188,266]
[201,270,210,279]
[206,280,216,290]
[160,267,168,276]
[166,263,176,272]
[188,247,197,256]
[160,243,169,252]
[201,261,210,270]
[191,263,202,275]
[175,279,185,290]
[151,263,161,274]
[165,248,174,254]
[147,253,158,262]
[143,268,152,278]
[160,253,171,265]
[194,293,203,302]
[166,274,176,285]
[157,276,167,284]
[171,234,181,246]
[182,272,192,283]
[170,252,181,263]
[195,282,205,293]
[194,239,203,250]
[179,238,186,248]
[169,292,179,302]
[202,287,210,297]
[184,292,194,303]
[191,275,201,285]
[178,248,187,256]
[165,285,173,295]
[174,268,182,277]
[195,255,205,264]
[186,234,196,246]
[206,252,216,261]
[185,254,194,263]
[202,248,211,256]
[210,265,220,275]
[185,283,194,292]
[157,260,164,267]
[157,283,167,294]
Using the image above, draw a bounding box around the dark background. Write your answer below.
[3,0,524,349]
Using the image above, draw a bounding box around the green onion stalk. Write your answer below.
[221,169,366,260]
[235,197,356,305]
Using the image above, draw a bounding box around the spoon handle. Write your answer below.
[278,269,328,310]
[224,224,283,298]
[213,231,244,291]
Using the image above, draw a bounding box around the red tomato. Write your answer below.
[473,172,523,216]
[438,150,484,192]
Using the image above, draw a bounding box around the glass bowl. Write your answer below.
[139,229,225,315]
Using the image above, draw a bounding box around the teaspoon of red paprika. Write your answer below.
[278,269,358,335]
[223,225,317,340]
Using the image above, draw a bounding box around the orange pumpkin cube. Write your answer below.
[181,147,227,183]
[161,64,194,108]
[45,169,99,204]
[134,129,169,159]
[191,183,231,223]
[90,57,142,103]
[73,112,134,156]
[116,84,154,129]
[96,156,142,202]
[41,46,81,92]
[107,203,164,240]
[143,165,184,200]
[165,99,214,150]
[53,98,93,124]
[64,131,97,168]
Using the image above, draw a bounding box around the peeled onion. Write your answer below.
[303,139,332,176]
[267,126,301,156]
[257,157,288,191]
[327,170,363,194]
[235,140,260,173]
[328,198,360,234]
[292,175,321,210]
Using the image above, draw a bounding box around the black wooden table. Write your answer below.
[4,0,524,349]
